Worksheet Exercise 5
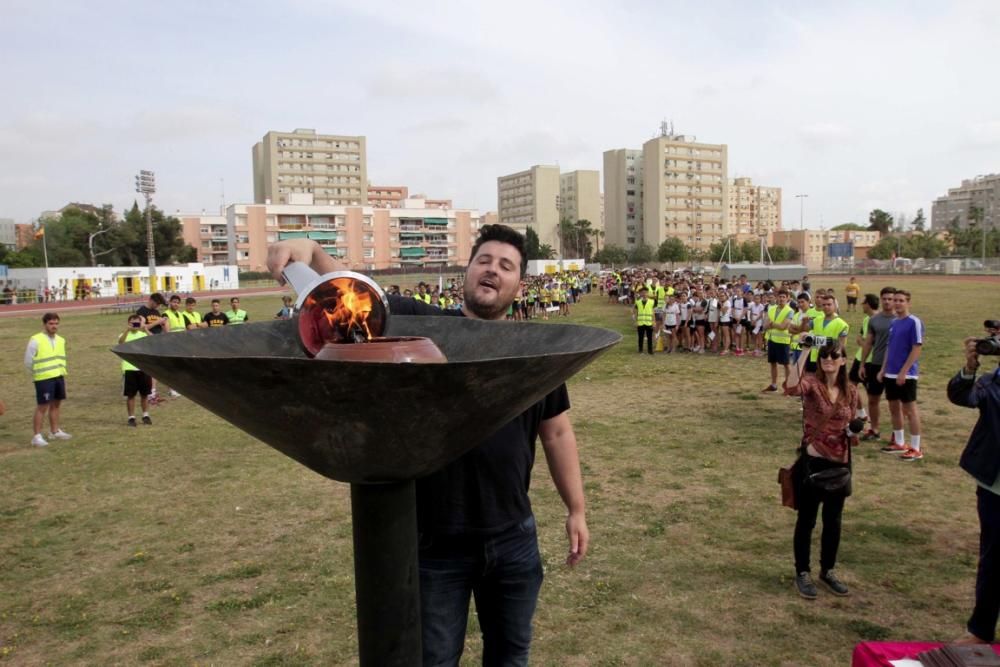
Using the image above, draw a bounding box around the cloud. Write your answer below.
[797,122,852,149]
[366,65,497,103]
[128,107,251,143]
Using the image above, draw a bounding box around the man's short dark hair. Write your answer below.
[42,312,59,324]
[469,224,527,277]
[895,289,911,300]
[169,294,181,302]
[211,299,220,305]
[230,297,239,304]
[863,293,879,309]
[880,286,896,296]
[149,292,166,306]
[185,297,197,305]
[797,292,811,302]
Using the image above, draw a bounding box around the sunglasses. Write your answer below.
[819,350,842,360]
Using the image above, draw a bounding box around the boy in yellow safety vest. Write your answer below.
[633,286,655,355]
[24,312,71,447]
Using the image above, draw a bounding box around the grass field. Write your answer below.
[0,277,995,666]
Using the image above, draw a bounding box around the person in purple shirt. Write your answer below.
[878,289,925,460]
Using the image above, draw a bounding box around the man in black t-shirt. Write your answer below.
[135,293,167,334]
[268,225,588,666]
[203,299,229,327]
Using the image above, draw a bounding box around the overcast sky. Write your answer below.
[2,0,998,229]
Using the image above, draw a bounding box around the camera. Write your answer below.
[976,335,1000,356]
[130,321,141,328]
[800,334,829,348]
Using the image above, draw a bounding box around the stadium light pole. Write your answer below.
[135,170,156,287]
[795,194,808,231]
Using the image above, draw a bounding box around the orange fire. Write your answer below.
[319,278,374,342]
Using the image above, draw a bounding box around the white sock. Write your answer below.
[856,408,867,419]
[910,434,921,451]
[893,429,905,444]
[128,415,135,420]
[143,412,150,418]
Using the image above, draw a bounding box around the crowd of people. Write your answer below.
[15,223,1000,656]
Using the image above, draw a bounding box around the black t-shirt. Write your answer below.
[386,295,572,535]
[203,312,229,327]
[135,305,164,333]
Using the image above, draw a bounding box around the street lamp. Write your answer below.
[135,170,156,285]
[88,225,111,267]
[795,193,809,231]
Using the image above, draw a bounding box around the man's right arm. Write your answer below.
[267,239,342,283]
[948,338,984,409]
[24,338,37,371]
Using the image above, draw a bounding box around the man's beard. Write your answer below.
[463,283,509,320]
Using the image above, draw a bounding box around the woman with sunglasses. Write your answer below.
[785,342,859,599]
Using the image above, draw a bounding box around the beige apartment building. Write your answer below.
[603,149,644,249]
[181,197,485,273]
[497,165,561,251]
[252,128,367,206]
[770,229,881,272]
[642,133,728,253]
[729,177,781,241]
[368,185,452,209]
[931,173,999,231]
[559,170,602,228]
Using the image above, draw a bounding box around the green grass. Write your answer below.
[0,276,994,665]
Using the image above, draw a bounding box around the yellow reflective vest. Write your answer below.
[767,304,794,344]
[31,333,67,381]
[636,299,654,326]
[164,309,187,332]
[854,315,870,362]
[120,330,148,372]
[809,315,850,362]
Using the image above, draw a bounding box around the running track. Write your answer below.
[0,286,290,318]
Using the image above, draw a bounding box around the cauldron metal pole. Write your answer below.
[350,481,421,665]
[112,316,620,665]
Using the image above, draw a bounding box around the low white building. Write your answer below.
[4,263,239,299]
[526,258,586,276]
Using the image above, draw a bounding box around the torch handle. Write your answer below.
[282,261,320,296]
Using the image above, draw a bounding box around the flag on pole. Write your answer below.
[34,226,45,239]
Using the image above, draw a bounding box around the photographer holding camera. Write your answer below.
[785,339,861,600]
[118,314,153,426]
[949,323,1000,644]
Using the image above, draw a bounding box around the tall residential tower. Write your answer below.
[252,128,367,207]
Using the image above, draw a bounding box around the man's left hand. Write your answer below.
[896,375,906,386]
[565,512,589,567]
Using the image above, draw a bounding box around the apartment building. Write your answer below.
[603,149,644,249]
[559,170,602,228]
[368,185,452,209]
[0,218,15,250]
[181,197,485,273]
[770,229,881,272]
[252,128,367,206]
[931,173,999,231]
[497,165,561,250]
[729,177,781,241]
[642,133,728,253]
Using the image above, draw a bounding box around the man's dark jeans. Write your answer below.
[969,487,1000,642]
[419,515,544,667]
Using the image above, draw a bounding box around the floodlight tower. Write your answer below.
[135,170,157,283]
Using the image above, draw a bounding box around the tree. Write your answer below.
[768,246,800,262]
[557,218,595,260]
[912,208,926,233]
[121,202,197,265]
[831,223,867,231]
[593,244,627,266]
[628,243,654,264]
[525,227,546,260]
[868,209,894,234]
[657,237,687,265]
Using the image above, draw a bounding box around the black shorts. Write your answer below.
[885,378,918,403]
[864,363,885,396]
[740,318,751,328]
[720,321,732,327]
[123,370,153,398]
[767,341,790,365]
[847,296,858,305]
[663,325,675,333]
[848,358,862,384]
[695,320,707,330]
[34,376,66,405]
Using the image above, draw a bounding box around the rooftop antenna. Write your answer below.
[220,178,226,215]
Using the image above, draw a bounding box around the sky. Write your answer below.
[1,0,998,230]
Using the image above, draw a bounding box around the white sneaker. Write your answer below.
[31,433,49,447]
[49,429,72,440]
[168,390,182,398]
